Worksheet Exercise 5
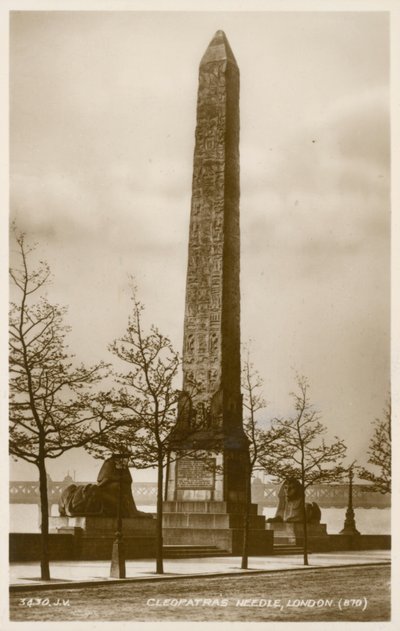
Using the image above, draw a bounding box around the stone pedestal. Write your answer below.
[49,515,156,560]
[50,515,155,534]
[163,501,273,555]
[266,522,328,545]
[110,537,126,578]
[340,506,360,535]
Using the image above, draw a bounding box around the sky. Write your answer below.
[8,10,390,483]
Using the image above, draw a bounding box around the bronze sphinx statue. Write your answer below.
[267,477,321,524]
[58,457,153,519]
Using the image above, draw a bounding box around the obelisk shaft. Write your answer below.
[180,31,243,443]
[166,31,248,506]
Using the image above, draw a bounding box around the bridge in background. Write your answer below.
[9,476,390,509]
[251,478,390,508]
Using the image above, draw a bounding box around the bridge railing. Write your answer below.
[251,482,390,509]
[9,478,391,508]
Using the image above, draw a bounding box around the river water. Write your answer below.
[10,504,390,535]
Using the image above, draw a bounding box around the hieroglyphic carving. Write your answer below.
[180,32,241,432]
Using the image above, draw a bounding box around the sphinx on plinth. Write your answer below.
[266,478,328,544]
[51,457,155,560]
[267,478,321,524]
[58,456,152,518]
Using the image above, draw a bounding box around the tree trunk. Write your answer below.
[37,458,51,580]
[156,456,164,574]
[301,479,309,566]
[164,452,170,501]
[241,460,252,569]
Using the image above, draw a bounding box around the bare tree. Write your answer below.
[240,351,285,569]
[359,400,391,494]
[259,375,347,565]
[88,286,181,574]
[9,231,111,580]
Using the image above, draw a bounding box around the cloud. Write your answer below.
[241,86,389,277]
[8,12,390,475]
[330,88,390,169]
[10,155,192,253]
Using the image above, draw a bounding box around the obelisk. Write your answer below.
[163,32,272,554]
[166,30,249,504]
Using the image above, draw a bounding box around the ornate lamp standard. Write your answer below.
[340,463,360,535]
[110,453,131,578]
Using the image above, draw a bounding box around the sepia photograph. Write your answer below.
[2,0,398,628]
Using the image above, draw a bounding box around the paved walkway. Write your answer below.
[10,550,390,590]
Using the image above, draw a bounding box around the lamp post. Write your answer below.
[340,463,360,535]
[110,453,130,578]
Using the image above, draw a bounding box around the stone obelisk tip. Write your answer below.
[200,30,238,66]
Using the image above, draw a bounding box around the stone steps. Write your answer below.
[163,544,230,558]
[163,512,266,529]
[163,543,304,557]
[163,501,259,515]
[273,543,304,555]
